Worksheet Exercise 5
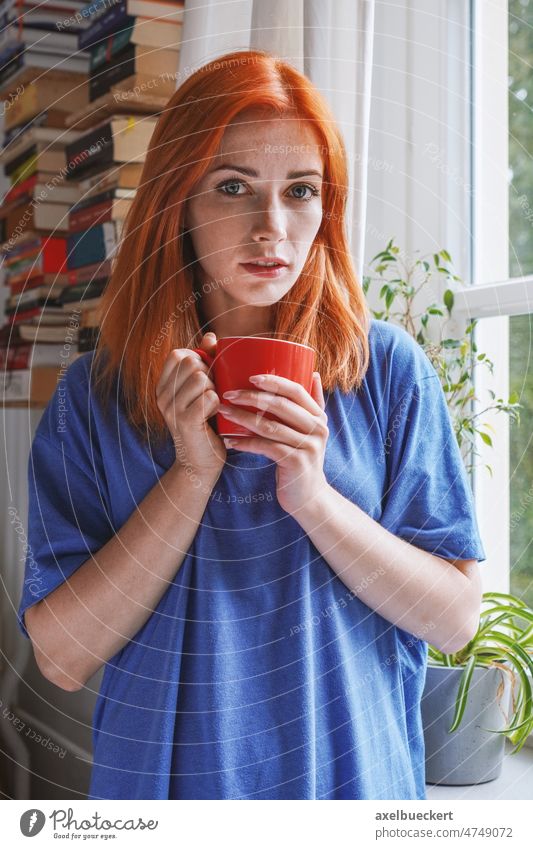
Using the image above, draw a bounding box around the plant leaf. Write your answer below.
[449,655,477,732]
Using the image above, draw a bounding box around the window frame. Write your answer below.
[459,0,533,748]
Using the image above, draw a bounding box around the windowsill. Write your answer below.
[426,740,533,800]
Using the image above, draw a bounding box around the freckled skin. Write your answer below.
[184,108,325,337]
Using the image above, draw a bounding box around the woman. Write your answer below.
[17,49,485,800]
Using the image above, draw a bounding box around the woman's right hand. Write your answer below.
[156,332,226,478]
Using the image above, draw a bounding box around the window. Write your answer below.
[455,1,533,605]
[509,0,533,278]
[508,1,533,610]
[509,314,533,609]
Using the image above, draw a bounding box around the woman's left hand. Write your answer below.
[218,371,330,516]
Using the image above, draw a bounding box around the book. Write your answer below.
[0,126,82,167]
[65,87,167,131]
[80,305,101,326]
[69,194,133,231]
[6,304,66,325]
[79,1,183,51]
[78,162,142,199]
[0,342,72,371]
[65,115,157,179]
[89,43,177,101]
[4,145,67,178]
[66,221,119,268]
[78,325,99,352]
[67,257,113,285]
[89,20,178,71]
[3,75,89,131]
[5,293,63,316]
[128,0,184,18]
[7,149,67,186]
[1,234,67,268]
[0,23,80,53]
[0,198,71,242]
[0,51,89,90]
[0,366,61,405]
[2,173,81,206]
[1,1,91,33]
[18,324,79,343]
[60,277,107,302]
[2,108,79,148]
[71,186,135,212]
[8,273,71,297]
[7,281,69,308]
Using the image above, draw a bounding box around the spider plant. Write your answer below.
[427,592,533,753]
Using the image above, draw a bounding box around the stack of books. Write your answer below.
[0,0,183,404]
[0,0,91,88]
[61,0,183,355]
[0,3,93,403]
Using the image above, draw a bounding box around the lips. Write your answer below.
[240,260,289,277]
[242,257,289,267]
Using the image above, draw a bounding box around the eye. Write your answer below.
[216,178,321,202]
[289,184,321,202]
[217,179,247,196]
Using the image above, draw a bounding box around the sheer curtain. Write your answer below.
[177,0,375,280]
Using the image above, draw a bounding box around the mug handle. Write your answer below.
[192,347,215,368]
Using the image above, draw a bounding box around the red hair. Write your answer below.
[92,49,370,445]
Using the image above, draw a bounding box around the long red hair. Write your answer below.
[92,49,370,445]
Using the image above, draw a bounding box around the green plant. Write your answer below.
[363,239,521,472]
[428,592,533,753]
[364,241,532,752]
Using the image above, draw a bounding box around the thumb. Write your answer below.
[201,331,217,353]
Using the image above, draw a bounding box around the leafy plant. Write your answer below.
[363,239,521,472]
[428,592,533,753]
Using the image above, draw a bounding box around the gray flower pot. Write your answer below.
[421,663,512,785]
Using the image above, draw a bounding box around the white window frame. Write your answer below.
[454,0,533,600]
[462,0,533,751]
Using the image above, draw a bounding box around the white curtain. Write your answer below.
[177,0,375,281]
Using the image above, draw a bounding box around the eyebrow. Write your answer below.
[209,164,323,179]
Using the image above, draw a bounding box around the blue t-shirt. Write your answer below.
[17,319,486,800]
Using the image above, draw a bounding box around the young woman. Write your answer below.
[18,49,485,801]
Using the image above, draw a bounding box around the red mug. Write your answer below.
[192,336,316,437]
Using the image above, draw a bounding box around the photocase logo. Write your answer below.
[20,809,46,836]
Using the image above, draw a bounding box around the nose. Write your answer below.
[249,193,287,243]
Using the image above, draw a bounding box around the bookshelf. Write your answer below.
[0,0,183,407]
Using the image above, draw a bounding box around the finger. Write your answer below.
[248,373,323,416]
[311,372,326,411]
[221,390,318,435]
[223,435,289,463]
[218,404,315,448]
[157,349,206,398]
[172,370,215,414]
[200,331,217,356]
[188,387,220,424]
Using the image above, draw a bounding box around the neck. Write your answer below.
[200,301,276,339]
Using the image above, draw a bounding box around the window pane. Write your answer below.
[509,313,533,608]
[509,0,533,277]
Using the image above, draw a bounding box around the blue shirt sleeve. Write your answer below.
[380,373,487,562]
[17,365,115,639]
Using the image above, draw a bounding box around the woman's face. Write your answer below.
[184,110,324,312]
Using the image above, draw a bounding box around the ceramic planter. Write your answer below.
[421,663,512,785]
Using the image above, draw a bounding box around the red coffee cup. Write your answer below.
[192,336,316,437]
